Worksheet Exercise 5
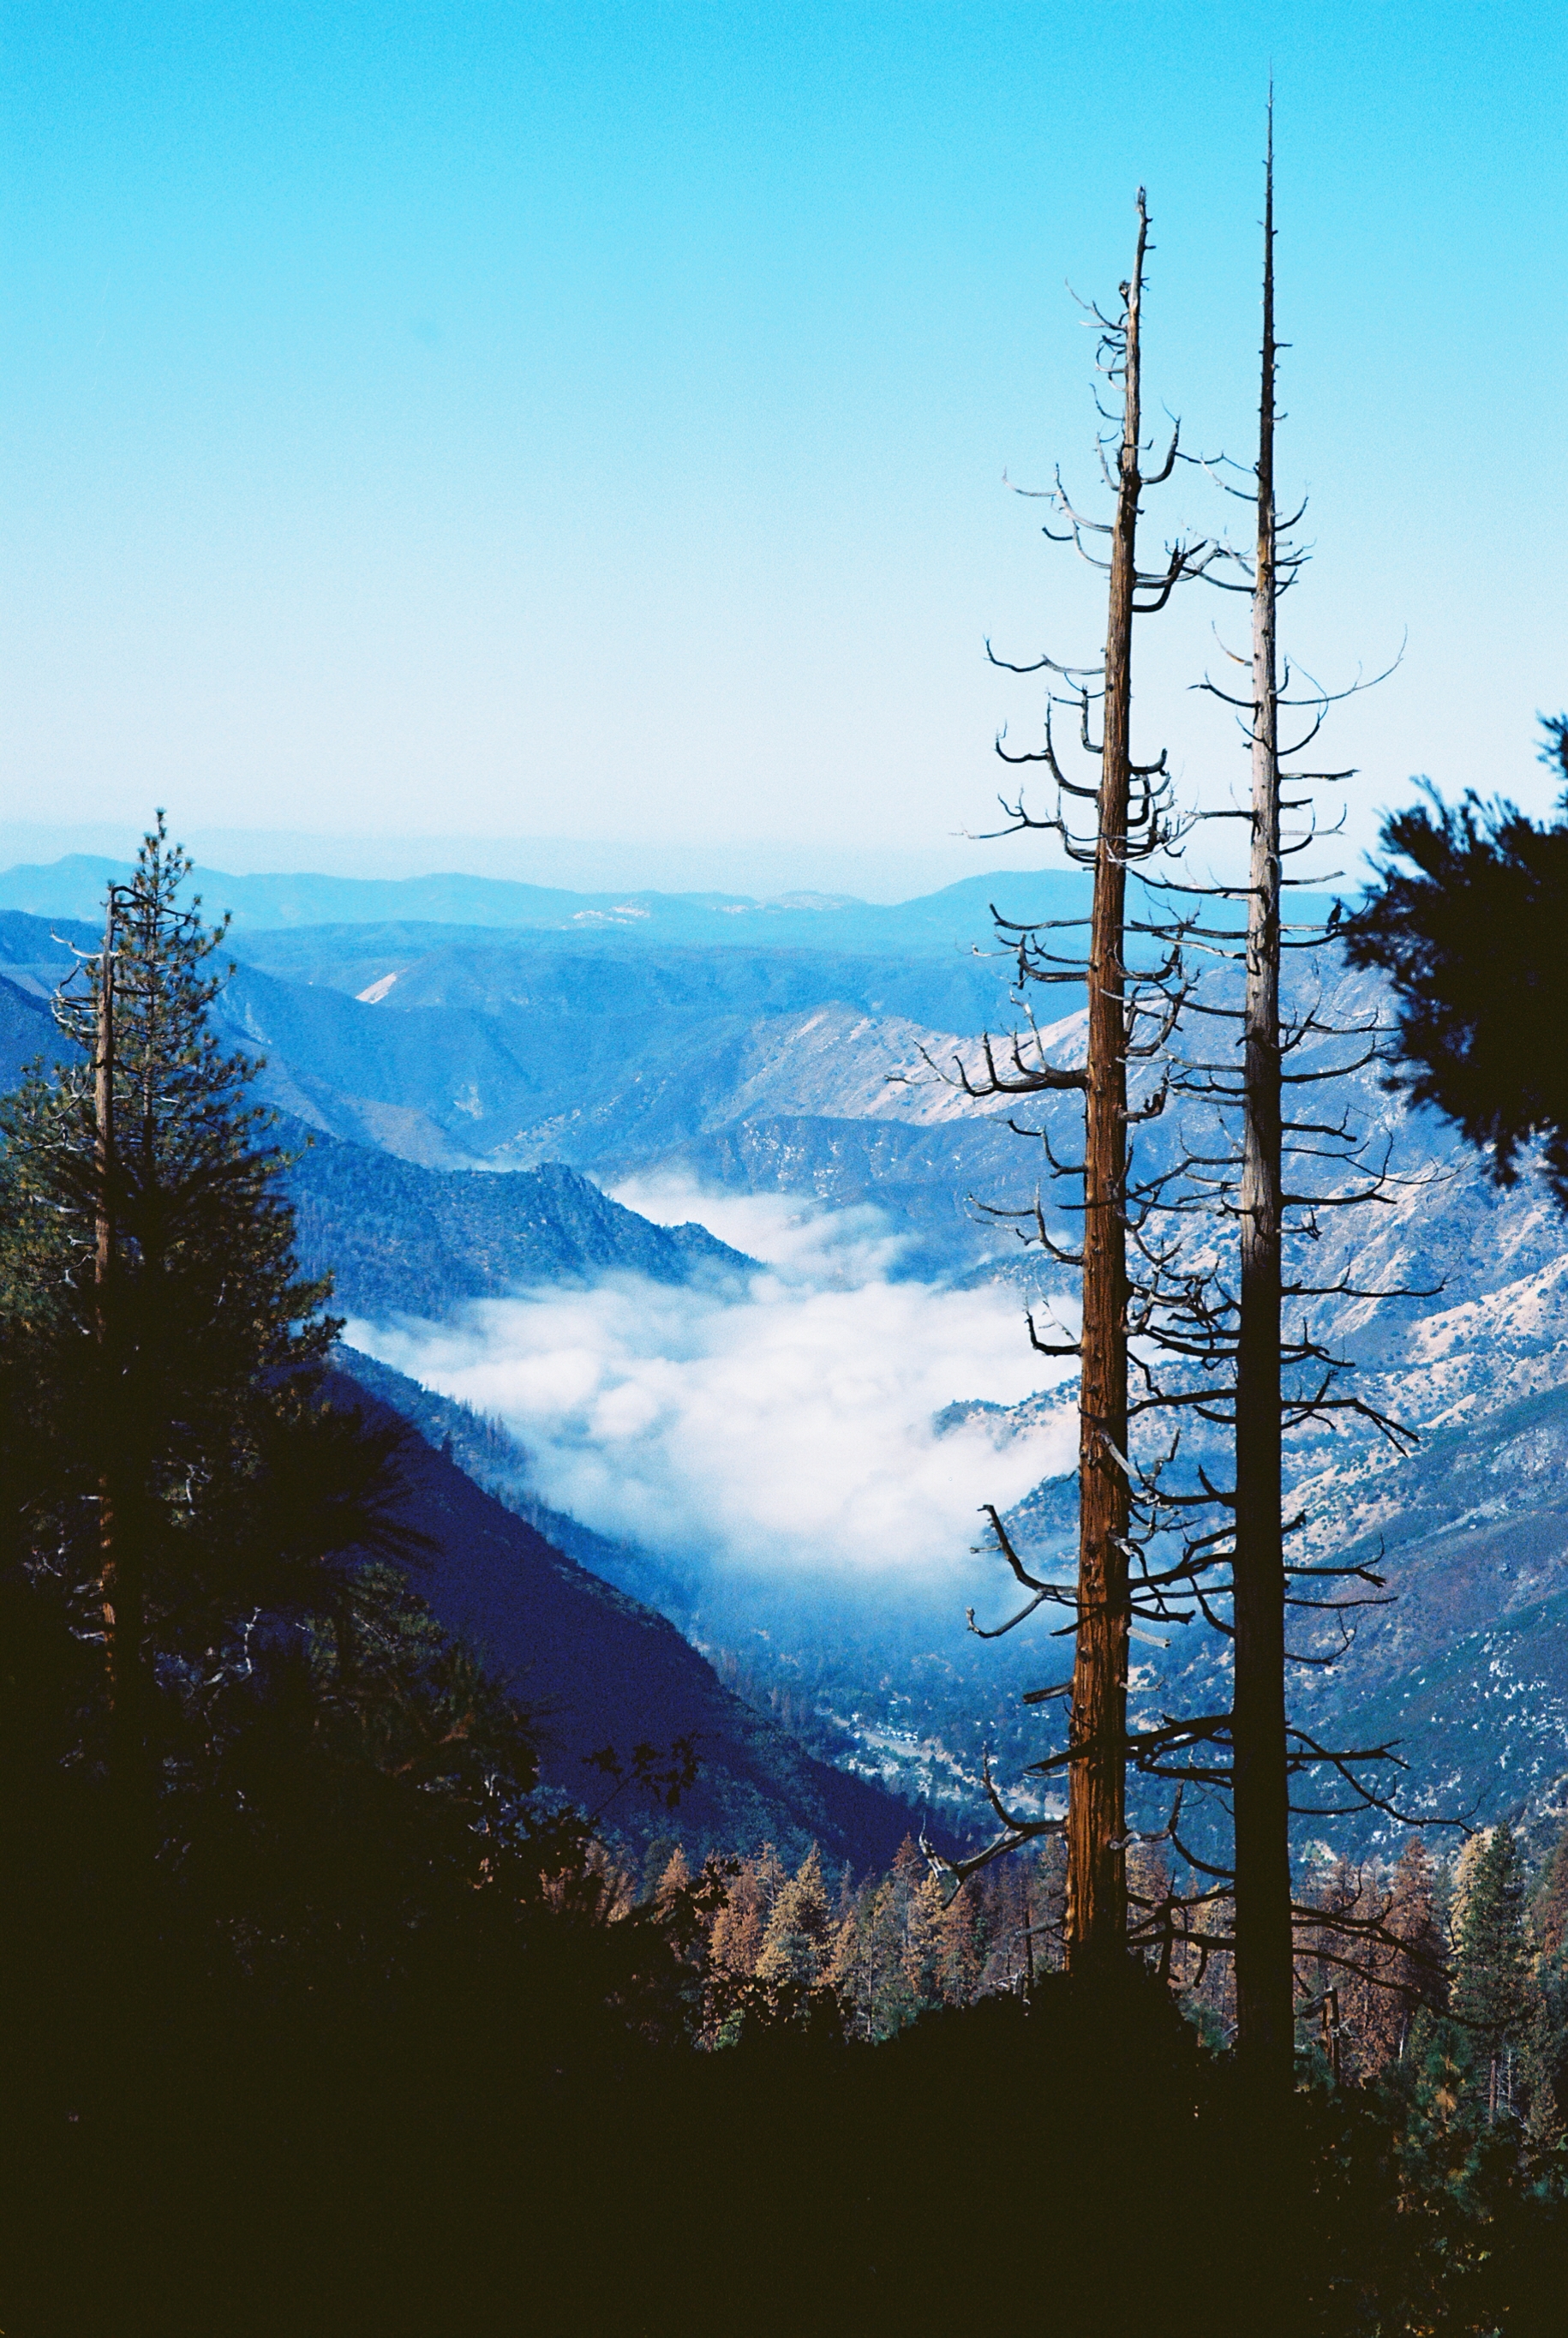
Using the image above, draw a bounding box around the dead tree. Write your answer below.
[925,151,1443,2051]
[950,190,1216,1969]
[1134,123,1444,2077]
[1230,111,1294,2092]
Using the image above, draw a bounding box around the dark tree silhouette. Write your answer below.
[1344,718,1568,1201]
[0,818,427,1891]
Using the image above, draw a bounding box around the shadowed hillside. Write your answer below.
[327,1364,945,1871]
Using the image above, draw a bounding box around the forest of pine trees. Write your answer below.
[649,1816,1568,2140]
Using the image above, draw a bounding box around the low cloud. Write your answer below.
[348,1181,1076,1601]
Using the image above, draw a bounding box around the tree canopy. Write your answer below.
[1345,717,1568,1201]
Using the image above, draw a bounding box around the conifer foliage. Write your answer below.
[1452,1824,1530,2123]
[1345,718,1568,1201]
[0,828,703,2024]
[698,1834,1065,2045]
[0,821,423,1850]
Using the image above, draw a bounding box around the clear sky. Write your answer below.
[1,2,1564,895]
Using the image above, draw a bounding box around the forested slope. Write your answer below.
[287,1132,752,1318]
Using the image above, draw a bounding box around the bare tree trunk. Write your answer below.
[1231,126,1295,2089]
[95,901,121,1706]
[1066,195,1147,1972]
[94,897,146,1847]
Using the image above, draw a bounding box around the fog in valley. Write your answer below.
[349,1181,1079,1617]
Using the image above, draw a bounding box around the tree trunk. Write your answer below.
[1065,195,1146,1972]
[96,902,123,1716]
[1231,128,1296,2089]
[95,900,148,1863]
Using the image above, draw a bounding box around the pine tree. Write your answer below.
[652,1844,692,1914]
[827,1841,932,2041]
[855,1876,919,2039]
[1452,1825,1529,2121]
[935,1879,984,2008]
[704,1843,785,2041]
[754,1844,832,2011]
[0,820,418,1863]
[1449,1829,1492,1956]
[898,1863,946,2014]
[1526,1820,1568,2142]
[640,1832,682,1903]
[1385,1838,1449,2043]
[1345,717,1568,1204]
[1533,1821,1568,1962]
[708,1844,781,1984]
[826,1883,873,2039]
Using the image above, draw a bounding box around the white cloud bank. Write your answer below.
[347,1180,1077,1596]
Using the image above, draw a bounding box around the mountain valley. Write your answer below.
[6,863,1568,1869]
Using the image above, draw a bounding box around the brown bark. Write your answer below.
[1065,196,1147,1971]
[1231,126,1295,2087]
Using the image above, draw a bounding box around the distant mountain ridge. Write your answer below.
[0,852,1092,952]
[285,1132,756,1321]
[0,852,1338,950]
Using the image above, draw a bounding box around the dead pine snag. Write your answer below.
[935,190,1216,1968]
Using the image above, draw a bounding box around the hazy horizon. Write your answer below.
[2,3,1565,881]
[0,818,1050,907]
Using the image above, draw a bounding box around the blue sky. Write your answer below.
[1,3,1564,894]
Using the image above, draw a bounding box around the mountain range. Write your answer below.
[0,853,1090,951]
[5,854,1568,1867]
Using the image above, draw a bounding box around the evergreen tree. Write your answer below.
[824,1848,931,2043]
[708,1844,781,1985]
[0,823,426,1890]
[1452,1825,1529,2121]
[704,1844,784,2042]
[1526,1820,1568,2141]
[1533,1821,1568,1962]
[935,1879,984,2009]
[1344,718,1568,1203]
[652,1844,692,1914]
[895,1861,943,2014]
[854,1873,919,2039]
[754,1845,832,2010]
[975,1855,1031,1997]
[639,1832,682,1904]
[1394,2014,1501,2225]
[826,1878,877,2041]
[1385,1839,1448,2028]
